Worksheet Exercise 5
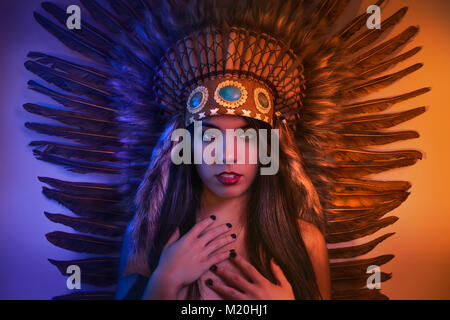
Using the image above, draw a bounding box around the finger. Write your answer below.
[211,265,253,294]
[204,250,231,268]
[204,233,236,257]
[205,278,246,300]
[185,215,216,240]
[199,223,233,246]
[203,233,236,256]
[228,251,263,285]
[270,258,289,287]
[164,227,180,248]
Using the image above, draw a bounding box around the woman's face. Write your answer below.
[194,115,259,199]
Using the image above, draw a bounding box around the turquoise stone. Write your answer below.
[258,92,269,108]
[219,85,241,101]
[190,92,203,108]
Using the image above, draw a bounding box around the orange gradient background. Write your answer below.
[334,0,450,299]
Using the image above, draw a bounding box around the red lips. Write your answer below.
[215,171,242,185]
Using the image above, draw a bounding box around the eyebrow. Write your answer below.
[202,122,251,130]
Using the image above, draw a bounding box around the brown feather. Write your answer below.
[328,232,395,259]
[330,254,395,294]
[341,87,431,116]
[326,216,398,243]
[328,210,399,233]
[341,106,426,131]
[334,177,411,193]
[351,26,419,71]
[330,254,394,276]
[332,159,420,177]
[357,47,422,78]
[27,51,110,85]
[30,141,120,163]
[328,198,406,222]
[332,189,409,208]
[45,231,122,254]
[38,176,120,199]
[45,212,126,237]
[23,103,118,134]
[331,288,388,300]
[25,122,123,147]
[24,60,111,100]
[312,0,349,27]
[331,272,392,292]
[332,148,423,178]
[49,257,119,287]
[42,187,127,221]
[335,0,386,40]
[334,149,422,165]
[27,80,118,120]
[345,7,409,54]
[338,130,419,147]
[327,201,398,224]
[48,257,119,273]
[342,63,423,100]
[322,0,351,27]
[32,151,121,174]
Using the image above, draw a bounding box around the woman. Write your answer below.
[115,111,331,300]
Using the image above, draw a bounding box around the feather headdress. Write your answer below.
[25,0,428,299]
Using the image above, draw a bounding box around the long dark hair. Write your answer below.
[126,114,326,299]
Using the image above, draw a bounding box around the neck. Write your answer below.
[196,186,249,229]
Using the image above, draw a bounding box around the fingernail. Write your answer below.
[226,223,232,228]
[229,249,236,258]
[210,215,216,220]
[231,233,236,239]
[209,265,217,272]
[205,278,213,286]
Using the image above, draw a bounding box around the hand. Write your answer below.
[147,216,236,299]
[206,252,295,300]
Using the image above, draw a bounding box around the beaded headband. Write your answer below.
[185,77,274,126]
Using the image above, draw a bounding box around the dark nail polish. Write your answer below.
[209,265,218,272]
[210,215,216,220]
[229,249,236,258]
[231,233,236,239]
[226,223,232,228]
[205,278,213,286]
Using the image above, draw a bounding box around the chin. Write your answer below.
[208,181,250,199]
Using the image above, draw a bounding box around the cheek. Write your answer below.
[239,163,259,181]
[195,163,214,182]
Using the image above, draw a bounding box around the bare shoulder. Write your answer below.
[297,219,331,299]
[297,219,326,249]
[297,219,327,259]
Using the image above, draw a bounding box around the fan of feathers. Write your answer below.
[23,0,429,300]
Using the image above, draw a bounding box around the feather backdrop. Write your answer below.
[24,0,428,300]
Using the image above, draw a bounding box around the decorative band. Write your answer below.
[185,76,274,127]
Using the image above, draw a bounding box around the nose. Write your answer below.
[222,134,237,164]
